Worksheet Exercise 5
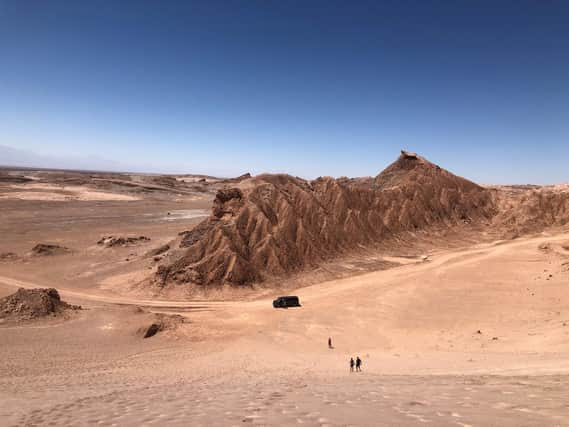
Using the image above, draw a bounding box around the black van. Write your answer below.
[272,296,301,308]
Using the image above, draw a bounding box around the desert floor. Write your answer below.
[1,174,569,426]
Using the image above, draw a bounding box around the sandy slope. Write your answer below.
[2,231,569,426]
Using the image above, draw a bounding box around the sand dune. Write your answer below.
[1,233,569,425]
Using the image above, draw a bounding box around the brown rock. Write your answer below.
[157,152,495,288]
[0,288,80,321]
[139,313,185,338]
[147,244,170,257]
[0,252,19,262]
[155,151,569,289]
[31,244,70,256]
[97,236,151,247]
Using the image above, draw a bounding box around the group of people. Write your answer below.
[349,356,362,372]
[327,337,363,372]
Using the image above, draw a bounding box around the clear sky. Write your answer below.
[1,0,568,183]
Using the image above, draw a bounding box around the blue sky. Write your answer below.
[1,0,568,183]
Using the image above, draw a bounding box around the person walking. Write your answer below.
[350,357,355,372]
[328,337,333,349]
[355,356,362,372]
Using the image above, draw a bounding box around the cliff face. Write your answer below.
[156,152,496,287]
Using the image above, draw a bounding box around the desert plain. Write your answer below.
[1,156,569,426]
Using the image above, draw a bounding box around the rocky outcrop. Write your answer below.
[0,252,19,262]
[31,244,71,256]
[0,288,80,321]
[97,236,151,247]
[492,185,569,235]
[223,173,252,184]
[138,313,185,338]
[147,244,170,257]
[156,152,496,288]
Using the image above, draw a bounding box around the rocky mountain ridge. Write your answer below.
[156,151,502,288]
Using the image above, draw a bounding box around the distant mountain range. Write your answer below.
[0,145,135,173]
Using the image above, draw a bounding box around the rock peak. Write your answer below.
[400,150,418,159]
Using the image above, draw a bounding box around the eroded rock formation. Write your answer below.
[156,152,497,287]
